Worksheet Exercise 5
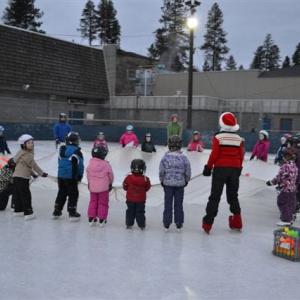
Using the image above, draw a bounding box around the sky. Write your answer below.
[0,0,300,69]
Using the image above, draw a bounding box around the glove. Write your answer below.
[250,155,254,161]
[160,182,165,188]
[202,165,212,177]
[41,173,48,178]
[109,184,113,192]
[55,139,60,145]
[238,168,243,176]
[184,181,188,187]
[266,181,272,186]
[32,174,38,179]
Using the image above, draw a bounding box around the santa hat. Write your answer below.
[219,112,239,132]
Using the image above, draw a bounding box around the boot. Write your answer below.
[229,214,243,231]
[202,222,212,234]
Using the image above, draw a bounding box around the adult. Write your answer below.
[53,113,71,148]
[167,114,182,141]
[250,130,270,162]
[202,112,244,234]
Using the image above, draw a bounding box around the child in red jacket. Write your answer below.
[123,159,151,230]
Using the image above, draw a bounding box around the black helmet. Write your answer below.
[59,113,67,122]
[291,135,300,149]
[130,159,146,174]
[92,145,108,160]
[168,135,182,151]
[66,132,80,145]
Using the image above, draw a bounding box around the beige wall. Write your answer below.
[153,70,300,100]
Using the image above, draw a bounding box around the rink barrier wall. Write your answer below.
[2,122,286,153]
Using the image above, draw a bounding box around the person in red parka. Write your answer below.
[202,112,245,234]
[123,159,151,230]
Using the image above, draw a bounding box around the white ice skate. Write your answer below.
[276,221,291,226]
[25,214,36,221]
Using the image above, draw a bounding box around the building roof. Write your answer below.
[259,65,300,78]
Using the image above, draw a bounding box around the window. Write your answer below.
[69,111,84,125]
[280,118,293,131]
[262,117,271,130]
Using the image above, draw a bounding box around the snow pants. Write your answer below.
[163,186,184,227]
[0,183,14,211]
[126,201,146,228]
[296,184,300,213]
[203,167,241,225]
[277,191,296,222]
[13,177,33,215]
[88,191,109,220]
[54,179,79,214]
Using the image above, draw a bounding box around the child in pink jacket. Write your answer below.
[119,125,139,148]
[250,130,270,162]
[86,145,114,226]
[187,131,204,152]
[93,132,108,150]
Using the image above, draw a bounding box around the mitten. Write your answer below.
[41,173,48,178]
[160,182,165,188]
[250,155,255,161]
[202,165,212,177]
[266,181,272,186]
[109,184,113,192]
[32,174,38,179]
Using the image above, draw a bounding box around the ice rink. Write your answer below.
[1,141,300,300]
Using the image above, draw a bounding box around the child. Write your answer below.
[13,134,48,220]
[274,133,291,165]
[123,159,151,230]
[267,148,298,226]
[0,158,16,211]
[53,132,84,221]
[167,114,182,141]
[250,130,270,162]
[187,131,204,152]
[159,135,191,231]
[53,113,71,148]
[86,145,114,226]
[119,125,139,148]
[0,125,11,155]
[141,133,156,153]
[202,112,244,234]
[93,132,108,149]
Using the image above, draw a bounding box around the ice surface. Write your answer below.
[0,141,299,300]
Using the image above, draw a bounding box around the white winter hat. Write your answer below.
[219,112,239,132]
[259,130,269,139]
[18,134,34,145]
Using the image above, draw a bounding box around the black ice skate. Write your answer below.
[52,210,62,220]
[69,212,81,222]
[89,217,97,226]
[99,219,107,227]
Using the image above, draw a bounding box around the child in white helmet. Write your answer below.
[13,134,48,220]
[119,125,139,148]
[250,130,270,162]
[0,125,11,155]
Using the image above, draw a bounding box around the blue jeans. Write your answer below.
[163,186,184,226]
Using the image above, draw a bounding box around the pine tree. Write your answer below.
[2,0,44,33]
[292,43,300,66]
[202,59,210,71]
[238,65,244,70]
[250,46,264,69]
[78,0,98,46]
[200,3,229,71]
[148,0,189,71]
[225,55,237,70]
[282,56,291,68]
[97,0,121,46]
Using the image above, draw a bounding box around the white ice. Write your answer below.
[0,141,299,300]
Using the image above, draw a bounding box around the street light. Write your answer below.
[186,2,200,129]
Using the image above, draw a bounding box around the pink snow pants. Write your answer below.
[88,191,109,220]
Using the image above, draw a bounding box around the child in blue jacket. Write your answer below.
[53,113,71,148]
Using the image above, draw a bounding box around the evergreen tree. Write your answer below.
[292,43,300,66]
[200,3,229,71]
[97,0,121,46]
[78,0,98,46]
[225,55,237,70]
[238,65,244,70]
[282,56,291,68]
[202,59,210,71]
[2,0,44,33]
[250,46,264,69]
[148,0,189,71]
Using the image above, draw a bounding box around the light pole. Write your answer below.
[186,0,200,130]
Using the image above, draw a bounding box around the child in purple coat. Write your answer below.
[266,148,298,226]
[250,130,270,162]
[86,145,114,226]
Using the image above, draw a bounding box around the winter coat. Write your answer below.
[13,149,44,179]
[123,174,151,202]
[271,161,298,193]
[167,122,182,139]
[252,140,270,162]
[141,141,156,153]
[159,151,191,187]
[53,122,71,142]
[86,157,114,193]
[187,141,204,152]
[93,139,108,149]
[206,132,244,170]
[58,145,84,180]
[0,166,13,192]
[292,146,300,184]
[0,136,11,154]
[274,144,288,165]
[119,132,139,147]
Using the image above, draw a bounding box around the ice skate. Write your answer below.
[69,212,81,222]
[24,213,36,221]
[229,214,243,231]
[99,219,107,227]
[176,224,182,233]
[52,210,62,220]
[276,220,291,226]
[126,225,132,229]
[202,223,212,234]
[139,226,145,231]
[164,224,170,232]
[13,212,24,217]
[89,217,97,226]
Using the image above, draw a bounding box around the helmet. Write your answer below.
[259,130,269,139]
[98,131,104,137]
[283,148,297,161]
[7,158,16,169]
[66,132,80,145]
[18,134,34,145]
[291,135,300,148]
[92,145,108,160]
[193,130,200,135]
[130,159,146,174]
[0,125,4,132]
[168,135,182,151]
[59,113,67,122]
[126,125,134,131]
[170,113,178,121]
[145,133,151,138]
